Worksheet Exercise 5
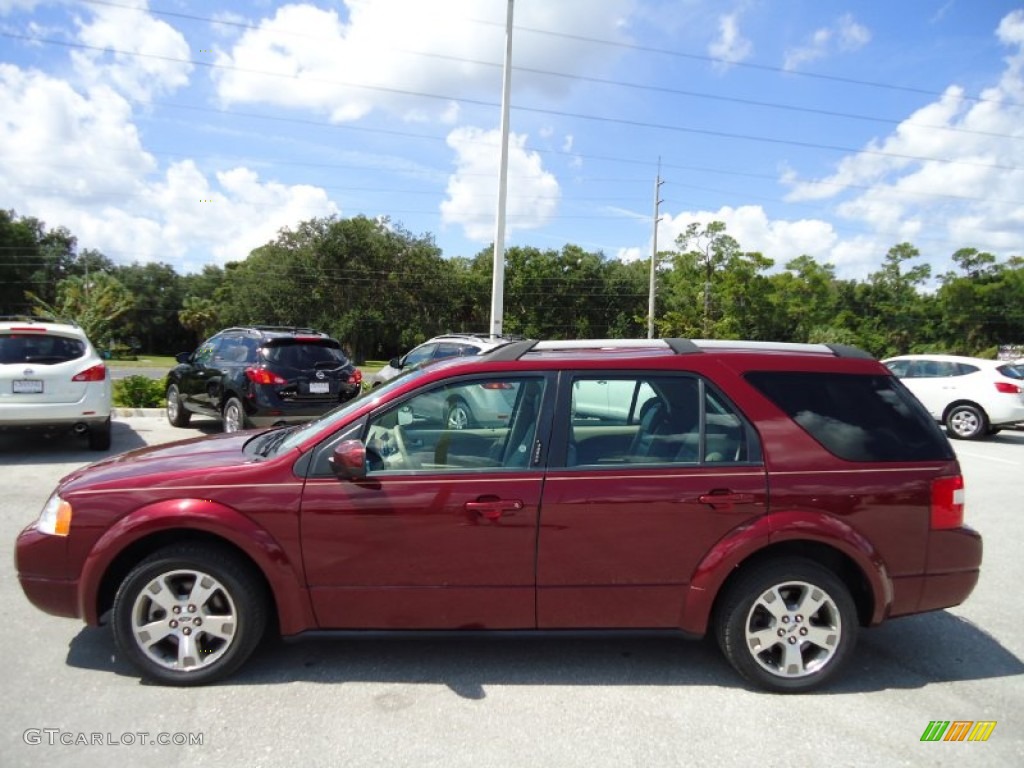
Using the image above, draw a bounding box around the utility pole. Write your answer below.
[647,160,664,338]
[489,0,515,338]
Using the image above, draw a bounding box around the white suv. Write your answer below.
[0,316,112,450]
[883,354,1024,440]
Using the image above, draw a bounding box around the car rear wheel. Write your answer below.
[445,397,473,430]
[166,384,191,427]
[716,558,857,693]
[945,404,987,440]
[111,544,267,686]
[222,397,248,433]
[88,416,112,451]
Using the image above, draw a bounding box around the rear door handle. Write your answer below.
[465,499,524,520]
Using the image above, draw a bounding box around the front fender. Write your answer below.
[78,498,315,635]
[679,510,891,635]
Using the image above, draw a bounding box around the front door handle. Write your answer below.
[694,491,756,511]
[465,498,523,520]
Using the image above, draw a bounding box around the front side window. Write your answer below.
[193,339,221,367]
[364,376,547,472]
[566,375,756,467]
[745,371,954,462]
[402,343,437,368]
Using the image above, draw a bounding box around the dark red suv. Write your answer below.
[15,338,982,691]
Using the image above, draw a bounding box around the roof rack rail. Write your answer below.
[483,337,873,361]
[217,325,326,336]
[0,314,78,327]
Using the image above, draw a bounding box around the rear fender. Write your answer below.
[78,498,315,634]
[680,510,890,635]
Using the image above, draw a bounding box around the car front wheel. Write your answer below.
[716,558,857,693]
[945,404,987,440]
[166,384,191,427]
[111,544,267,685]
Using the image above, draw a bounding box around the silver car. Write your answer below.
[369,334,510,388]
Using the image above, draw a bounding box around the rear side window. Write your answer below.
[997,364,1024,380]
[745,371,954,462]
[0,333,85,365]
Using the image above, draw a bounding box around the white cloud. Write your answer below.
[213,0,636,122]
[783,13,871,71]
[708,13,753,70]
[781,9,1024,265]
[0,64,337,271]
[70,0,192,102]
[658,205,839,266]
[440,126,560,241]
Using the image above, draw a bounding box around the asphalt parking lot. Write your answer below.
[1,418,1021,767]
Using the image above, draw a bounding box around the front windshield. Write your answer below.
[270,366,429,455]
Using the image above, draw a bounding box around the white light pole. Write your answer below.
[647,161,663,338]
[489,0,514,338]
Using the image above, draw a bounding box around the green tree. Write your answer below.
[28,272,135,346]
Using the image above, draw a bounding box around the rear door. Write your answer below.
[537,371,767,628]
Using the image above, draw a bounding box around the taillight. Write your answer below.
[72,363,107,382]
[245,367,287,385]
[481,382,514,390]
[931,475,965,530]
[995,381,1022,394]
[347,369,362,385]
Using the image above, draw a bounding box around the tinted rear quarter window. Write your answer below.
[745,371,954,462]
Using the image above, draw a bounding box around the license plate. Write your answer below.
[13,379,44,394]
[308,381,330,394]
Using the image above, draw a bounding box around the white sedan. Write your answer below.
[883,354,1024,440]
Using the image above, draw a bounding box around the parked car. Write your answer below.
[882,354,1024,439]
[0,315,111,450]
[368,334,510,387]
[166,326,361,433]
[16,337,981,692]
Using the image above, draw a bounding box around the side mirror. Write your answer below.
[389,356,402,369]
[175,351,192,364]
[330,439,367,479]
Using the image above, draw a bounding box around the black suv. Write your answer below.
[166,326,362,432]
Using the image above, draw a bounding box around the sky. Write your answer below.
[1,0,1023,281]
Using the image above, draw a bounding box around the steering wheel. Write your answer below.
[390,424,419,469]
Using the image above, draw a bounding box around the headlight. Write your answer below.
[37,493,73,536]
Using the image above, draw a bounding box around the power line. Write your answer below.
[4,30,1021,174]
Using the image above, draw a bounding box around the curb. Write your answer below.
[113,408,165,417]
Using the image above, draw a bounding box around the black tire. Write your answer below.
[715,558,858,693]
[444,397,474,430]
[166,383,191,427]
[111,544,267,686]
[222,396,248,433]
[944,403,987,440]
[88,416,112,451]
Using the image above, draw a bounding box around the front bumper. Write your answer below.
[15,525,81,620]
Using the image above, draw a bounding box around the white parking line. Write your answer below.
[954,449,1020,465]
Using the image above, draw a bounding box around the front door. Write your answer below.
[300,374,552,629]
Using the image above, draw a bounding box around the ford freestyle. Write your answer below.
[15,338,982,692]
